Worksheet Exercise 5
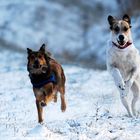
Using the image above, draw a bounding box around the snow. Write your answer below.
[1,50,140,140]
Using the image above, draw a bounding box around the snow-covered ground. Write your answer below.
[1,50,140,140]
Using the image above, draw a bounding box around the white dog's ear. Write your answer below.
[108,15,116,29]
[123,14,131,25]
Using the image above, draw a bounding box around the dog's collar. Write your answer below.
[112,41,132,49]
[30,72,56,88]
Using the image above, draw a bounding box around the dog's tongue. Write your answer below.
[120,43,125,46]
[42,66,48,73]
[118,41,125,46]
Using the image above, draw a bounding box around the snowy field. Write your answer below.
[1,50,140,140]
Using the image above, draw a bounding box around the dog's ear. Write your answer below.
[122,14,131,25]
[108,15,116,30]
[39,44,46,53]
[27,48,32,54]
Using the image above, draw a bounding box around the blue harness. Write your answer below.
[30,73,56,88]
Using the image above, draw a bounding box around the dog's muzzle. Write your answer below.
[112,41,132,49]
[117,35,125,45]
[33,60,41,68]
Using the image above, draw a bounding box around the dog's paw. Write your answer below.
[61,104,66,112]
[54,94,57,103]
[125,113,133,118]
[40,121,45,125]
[118,82,125,90]
[40,101,47,107]
[38,119,44,124]
[120,81,132,98]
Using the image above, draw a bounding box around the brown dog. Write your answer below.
[27,44,66,123]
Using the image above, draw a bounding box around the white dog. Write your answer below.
[106,14,140,117]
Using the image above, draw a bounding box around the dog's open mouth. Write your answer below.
[33,64,41,69]
[29,65,48,74]
[117,40,126,46]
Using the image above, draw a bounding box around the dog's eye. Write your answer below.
[114,26,120,33]
[30,55,35,60]
[123,27,128,32]
[38,54,42,59]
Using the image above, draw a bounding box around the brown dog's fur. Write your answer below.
[27,44,66,123]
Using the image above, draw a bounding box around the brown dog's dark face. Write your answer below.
[27,44,47,71]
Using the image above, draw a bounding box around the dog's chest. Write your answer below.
[113,51,133,67]
[109,48,138,78]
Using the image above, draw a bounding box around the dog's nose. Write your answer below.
[34,60,39,65]
[33,60,40,68]
[119,35,124,41]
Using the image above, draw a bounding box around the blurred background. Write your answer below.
[0,0,140,69]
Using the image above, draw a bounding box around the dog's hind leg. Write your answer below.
[131,81,139,116]
[60,87,66,112]
[119,87,132,117]
[120,95,132,117]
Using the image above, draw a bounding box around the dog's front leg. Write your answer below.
[108,65,125,92]
[36,100,43,123]
[111,67,127,97]
[108,65,132,116]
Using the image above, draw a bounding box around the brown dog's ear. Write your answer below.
[122,14,131,25]
[39,44,46,53]
[108,15,116,30]
[27,48,32,54]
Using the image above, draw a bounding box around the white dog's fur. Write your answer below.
[106,15,140,117]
